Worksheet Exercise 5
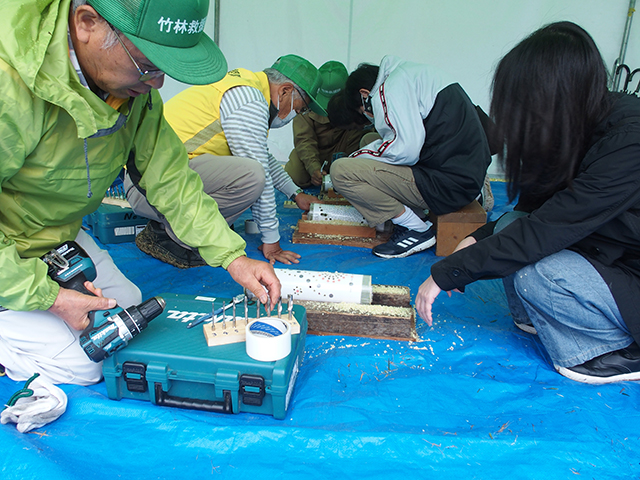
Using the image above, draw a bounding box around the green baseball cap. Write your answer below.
[88,0,227,85]
[316,61,348,111]
[271,54,326,116]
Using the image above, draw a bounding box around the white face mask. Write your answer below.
[270,91,297,129]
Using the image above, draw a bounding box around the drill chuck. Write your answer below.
[80,296,165,363]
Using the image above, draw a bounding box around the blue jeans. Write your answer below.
[496,211,535,327]
[495,211,633,367]
[508,250,633,367]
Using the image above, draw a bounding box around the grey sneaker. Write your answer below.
[514,319,537,335]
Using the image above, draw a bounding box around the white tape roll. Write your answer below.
[245,317,292,362]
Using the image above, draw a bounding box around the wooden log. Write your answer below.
[317,189,351,205]
[325,188,343,199]
[296,285,416,341]
[433,200,486,257]
[372,284,411,308]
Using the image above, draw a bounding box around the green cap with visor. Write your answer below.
[271,54,326,116]
[315,61,348,111]
[87,0,227,85]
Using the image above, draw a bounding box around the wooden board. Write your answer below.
[436,199,487,223]
[102,197,131,208]
[291,211,391,247]
[291,229,391,249]
[296,218,376,238]
[203,313,301,347]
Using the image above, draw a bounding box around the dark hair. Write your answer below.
[343,63,380,112]
[490,21,611,203]
[327,90,369,128]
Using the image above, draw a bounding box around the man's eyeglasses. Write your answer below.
[294,86,310,115]
[109,24,164,82]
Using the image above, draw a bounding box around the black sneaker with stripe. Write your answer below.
[372,225,436,259]
[555,342,640,384]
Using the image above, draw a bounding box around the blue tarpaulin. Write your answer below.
[2,181,639,479]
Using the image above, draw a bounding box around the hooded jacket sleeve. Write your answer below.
[219,86,298,244]
[350,77,426,166]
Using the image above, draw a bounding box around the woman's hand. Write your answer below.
[415,276,446,327]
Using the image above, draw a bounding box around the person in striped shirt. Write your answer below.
[126,55,326,266]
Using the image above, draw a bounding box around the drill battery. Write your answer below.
[85,203,148,244]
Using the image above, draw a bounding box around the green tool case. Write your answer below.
[85,203,148,244]
[102,293,307,420]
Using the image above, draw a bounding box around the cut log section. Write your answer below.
[296,284,416,341]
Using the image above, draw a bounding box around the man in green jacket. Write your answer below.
[0,0,280,386]
[284,61,374,188]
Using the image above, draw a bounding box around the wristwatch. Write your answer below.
[291,188,303,200]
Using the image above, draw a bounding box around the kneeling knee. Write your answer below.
[330,158,349,187]
[512,264,541,304]
[247,162,266,192]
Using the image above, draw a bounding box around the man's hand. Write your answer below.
[48,282,117,331]
[226,256,281,305]
[414,276,447,327]
[294,193,317,212]
[311,169,324,186]
[258,241,301,265]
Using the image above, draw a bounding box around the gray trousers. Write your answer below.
[125,154,265,247]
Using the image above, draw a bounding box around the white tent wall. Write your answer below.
[160,0,640,176]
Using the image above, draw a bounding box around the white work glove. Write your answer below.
[1,374,68,433]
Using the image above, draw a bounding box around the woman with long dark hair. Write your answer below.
[416,21,640,384]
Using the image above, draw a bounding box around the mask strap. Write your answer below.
[361,94,373,114]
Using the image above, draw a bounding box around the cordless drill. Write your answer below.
[41,241,165,362]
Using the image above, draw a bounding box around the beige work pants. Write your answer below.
[330,157,429,226]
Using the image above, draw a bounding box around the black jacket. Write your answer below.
[431,92,640,344]
[412,83,492,216]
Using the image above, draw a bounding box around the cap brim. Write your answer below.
[307,94,327,116]
[129,34,227,85]
[315,92,332,112]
